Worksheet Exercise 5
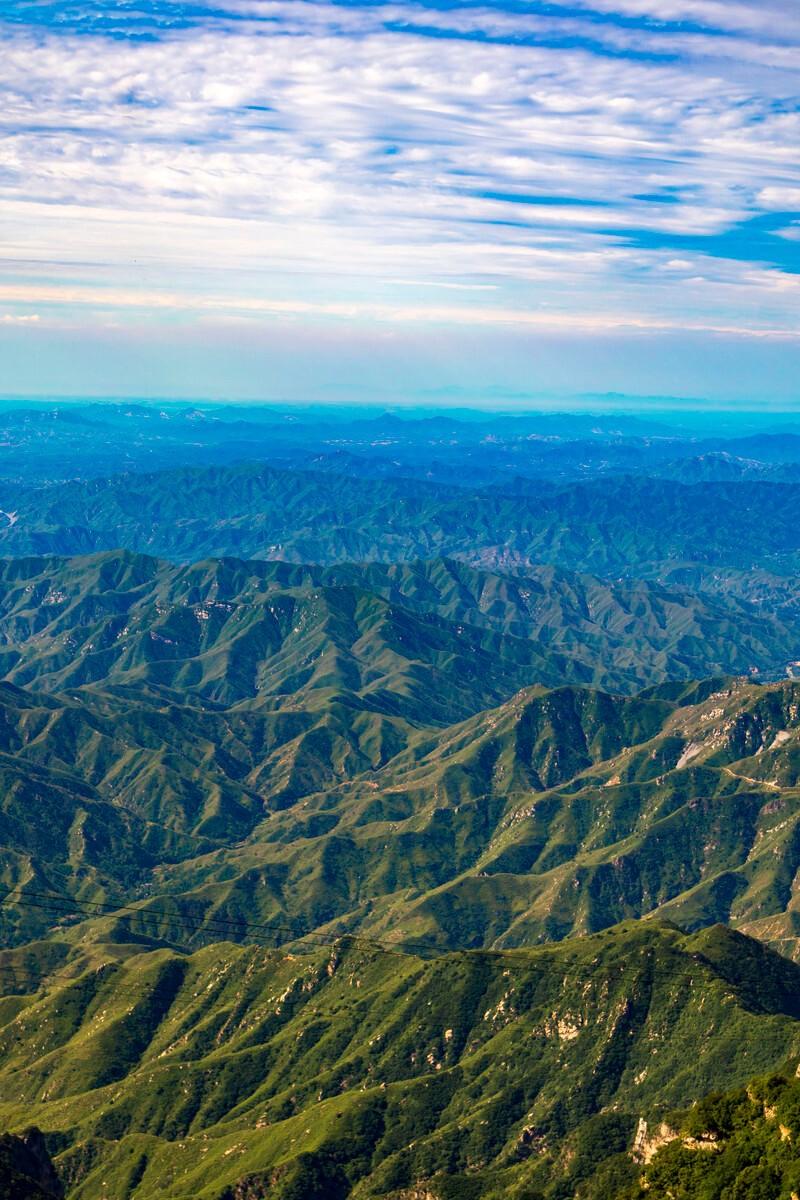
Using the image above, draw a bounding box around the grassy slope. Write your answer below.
[123,677,800,958]
[7,666,800,958]
[0,924,799,1200]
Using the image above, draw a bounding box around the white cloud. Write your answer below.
[565,0,800,39]
[0,1,797,341]
[758,187,800,210]
[1,280,796,340]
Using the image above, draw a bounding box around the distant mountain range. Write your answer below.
[4,404,800,1199]
[3,400,800,489]
[3,464,800,577]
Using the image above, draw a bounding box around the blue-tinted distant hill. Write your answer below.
[5,400,800,488]
[3,463,800,576]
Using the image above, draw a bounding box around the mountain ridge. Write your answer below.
[2,411,800,1197]
[0,922,799,1200]
[5,653,800,963]
[3,465,800,576]
[0,552,798,710]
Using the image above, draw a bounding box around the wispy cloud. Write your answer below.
[3,278,797,339]
[0,0,798,397]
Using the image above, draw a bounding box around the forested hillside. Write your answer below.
[1,405,800,1197]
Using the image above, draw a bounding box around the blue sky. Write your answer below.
[0,0,799,405]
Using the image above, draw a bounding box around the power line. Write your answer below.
[3,886,755,967]
[0,885,419,953]
[0,887,742,1000]
[4,888,785,979]
[0,885,452,967]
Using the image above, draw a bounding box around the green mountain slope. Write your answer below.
[0,924,799,1200]
[6,414,800,1200]
[4,465,800,576]
[0,552,798,706]
[106,675,800,958]
[0,553,589,720]
[6,662,800,961]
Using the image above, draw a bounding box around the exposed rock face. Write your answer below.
[632,1119,679,1164]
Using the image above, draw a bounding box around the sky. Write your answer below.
[0,0,799,405]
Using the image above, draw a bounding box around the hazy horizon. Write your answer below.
[1,0,798,406]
